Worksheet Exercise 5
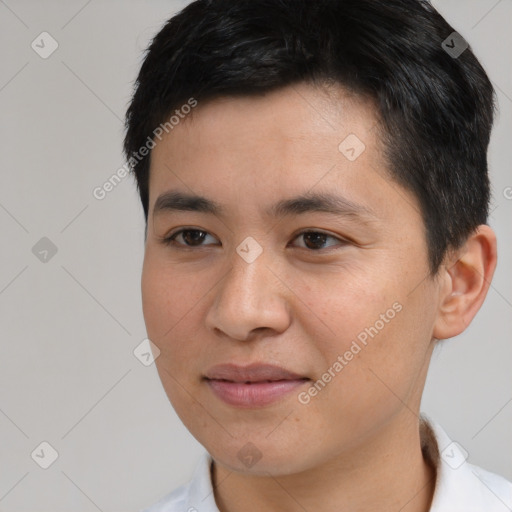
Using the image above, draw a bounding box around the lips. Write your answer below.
[204,363,310,407]
[204,363,307,382]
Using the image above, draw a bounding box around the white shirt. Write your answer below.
[141,416,512,512]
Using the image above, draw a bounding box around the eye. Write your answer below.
[162,228,218,248]
[162,228,347,252]
[290,230,348,251]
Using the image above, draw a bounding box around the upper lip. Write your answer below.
[204,363,308,383]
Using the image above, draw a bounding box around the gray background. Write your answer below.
[0,1,510,511]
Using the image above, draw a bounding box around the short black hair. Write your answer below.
[123,0,496,274]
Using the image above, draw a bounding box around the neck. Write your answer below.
[212,414,437,512]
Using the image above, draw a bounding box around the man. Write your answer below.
[123,1,512,510]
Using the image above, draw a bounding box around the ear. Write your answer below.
[433,225,497,340]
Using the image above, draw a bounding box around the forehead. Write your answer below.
[160,83,381,156]
[147,82,416,223]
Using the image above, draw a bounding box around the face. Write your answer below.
[142,83,441,476]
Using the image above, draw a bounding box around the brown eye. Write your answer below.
[163,229,217,247]
[291,231,347,251]
[162,228,347,252]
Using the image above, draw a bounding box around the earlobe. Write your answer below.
[433,225,497,340]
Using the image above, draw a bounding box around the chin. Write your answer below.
[202,430,327,477]
[213,451,307,477]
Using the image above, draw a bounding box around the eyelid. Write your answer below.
[160,226,217,247]
[290,227,348,242]
[161,227,351,251]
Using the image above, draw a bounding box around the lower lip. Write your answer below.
[206,379,309,407]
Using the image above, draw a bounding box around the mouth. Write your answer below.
[203,363,311,408]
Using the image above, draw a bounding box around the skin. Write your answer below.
[141,82,497,512]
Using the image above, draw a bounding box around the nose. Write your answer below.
[205,245,292,342]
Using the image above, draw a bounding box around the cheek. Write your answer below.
[141,255,204,409]
[297,268,399,356]
[141,252,200,342]
[298,268,435,415]
[141,252,215,379]
[141,257,170,342]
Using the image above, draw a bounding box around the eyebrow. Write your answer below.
[152,190,377,221]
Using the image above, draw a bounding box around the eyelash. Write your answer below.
[161,228,349,252]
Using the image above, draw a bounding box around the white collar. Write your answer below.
[143,415,512,512]
[423,414,512,511]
